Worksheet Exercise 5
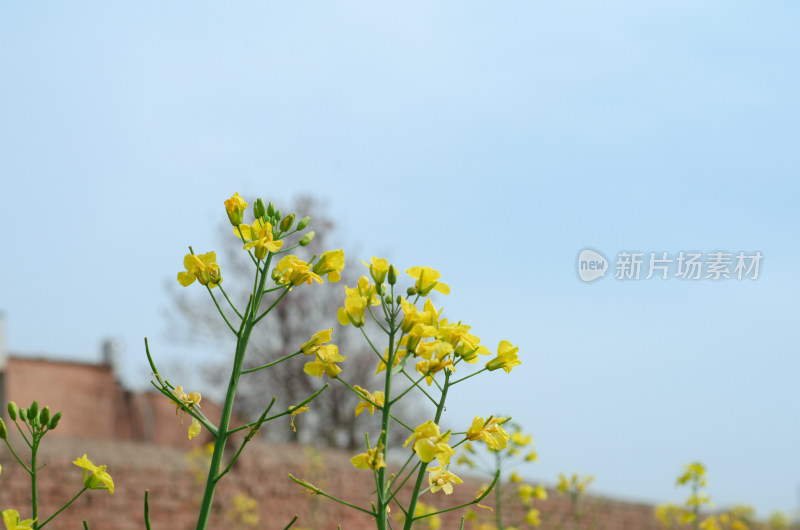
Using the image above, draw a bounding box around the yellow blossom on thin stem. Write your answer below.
[301,329,333,355]
[171,385,202,416]
[289,405,309,432]
[406,266,450,296]
[465,416,510,450]
[427,466,462,495]
[2,510,35,530]
[312,249,345,282]
[485,340,521,373]
[237,220,283,260]
[362,257,390,284]
[351,445,386,471]
[224,192,247,226]
[303,344,345,379]
[73,455,114,494]
[353,386,385,417]
[272,255,321,285]
[177,252,222,288]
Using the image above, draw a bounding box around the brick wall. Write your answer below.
[0,432,666,530]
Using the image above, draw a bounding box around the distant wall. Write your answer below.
[0,434,663,530]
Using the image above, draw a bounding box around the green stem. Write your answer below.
[495,451,504,530]
[375,319,398,530]
[194,254,272,530]
[253,287,290,325]
[403,371,451,530]
[3,438,31,473]
[31,436,39,529]
[241,350,302,374]
[38,488,88,528]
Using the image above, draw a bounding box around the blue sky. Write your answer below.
[2,1,799,518]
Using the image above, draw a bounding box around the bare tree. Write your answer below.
[167,194,420,449]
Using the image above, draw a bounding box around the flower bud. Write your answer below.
[267,201,275,217]
[48,411,63,430]
[223,192,247,226]
[8,402,18,421]
[254,198,266,219]
[375,283,385,296]
[39,406,51,426]
[384,295,393,305]
[28,401,38,422]
[274,209,282,222]
[0,418,7,440]
[388,266,397,285]
[19,408,27,422]
[280,213,295,232]
[299,232,315,246]
[396,295,402,305]
[407,286,417,296]
[297,216,311,230]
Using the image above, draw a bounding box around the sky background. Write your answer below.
[2,0,799,519]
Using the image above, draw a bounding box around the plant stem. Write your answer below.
[495,451,504,530]
[403,371,450,530]
[194,255,272,530]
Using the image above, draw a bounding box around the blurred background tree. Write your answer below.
[167,194,420,449]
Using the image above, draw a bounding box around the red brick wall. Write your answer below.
[0,433,666,530]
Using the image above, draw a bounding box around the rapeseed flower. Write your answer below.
[273,255,322,286]
[73,455,114,494]
[188,418,201,440]
[312,249,345,282]
[427,466,462,495]
[224,193,247,226]
[353,386,384,417]
[2,510,35,530]
[362,257,389,284]
[350,446,386,471]
[303,344,345,378]
[301,329,333,356]
[177,252,222,288]
[237,220,283,260]
[404,421,454,464]
[407,266,450,296]
[465,416,510,450]
[525,509,542,526]
[485,340,521,373]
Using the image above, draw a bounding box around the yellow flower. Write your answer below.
[2,510,35,530]
[303,344,345,378]
[518,484,546,504]
[525,509,542,526]
[485,340,521,373]
[404,421,453,464]
[171,385,201,416]
[312,249,345,282]
[272,255,322,286]
[177,252,222,288]
[289,405,309,432]
[236,220,284,260]
[676,462,707,486]
[510,471,522,483]
[415,342,455,386]
[301,329,333,355]
[350,446,386,470]
[362,257,390,284]
[465,416,510,450]
[224,192,248,226]
[407,266,450,296]
[337,277,378,327]
[525,450,538,462]
[188,418,201,440]
[73,454,114,494]
[510,432,532,446]
[699,517,721,530]
[353,386,384,417]
[427,466,462,495]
